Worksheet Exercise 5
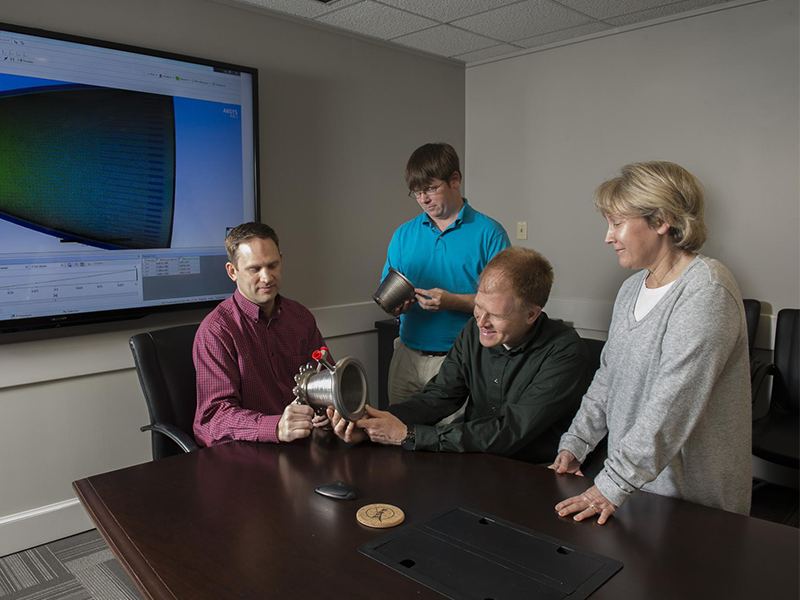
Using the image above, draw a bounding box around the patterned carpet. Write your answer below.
[0,530,141,600]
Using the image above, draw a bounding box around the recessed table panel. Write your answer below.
[361,507,622,600]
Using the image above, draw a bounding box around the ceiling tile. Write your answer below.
[237,0,362,19]
[455,43,526,63]
[452,0,592,43]
[553,0,686,20]
[316,2,436,39]
[515,21,610,48]
[227,0,738,63]
[392,25,498,57]
[375,0,523,23]
[605,0,733,26]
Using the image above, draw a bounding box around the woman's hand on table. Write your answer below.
[555,484,617,525]
[548,449,584,476]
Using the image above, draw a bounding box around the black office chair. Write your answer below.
[582,337,605,378]
[576,336,608,479]
[130,323,201,460]
[743,298,761,375]
[752,309,799,471]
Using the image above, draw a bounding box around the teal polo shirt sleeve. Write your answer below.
[381,199,511,352]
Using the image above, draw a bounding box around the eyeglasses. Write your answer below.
[408,181,446,199]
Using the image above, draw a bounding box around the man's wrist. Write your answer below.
[271,414,284,444]
[401,424,416,451]
[438,290,452,311]
[453,292,476,313]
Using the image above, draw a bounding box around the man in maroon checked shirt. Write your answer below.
[192,222,330,447]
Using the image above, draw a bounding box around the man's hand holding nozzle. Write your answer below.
[327,406,368,444]
[327,405,408,446]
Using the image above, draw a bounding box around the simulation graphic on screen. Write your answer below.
[0,83,177,249]
[0,24,258,331]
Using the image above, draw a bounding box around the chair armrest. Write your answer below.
[140,423,200,453]
[751,362,776,420]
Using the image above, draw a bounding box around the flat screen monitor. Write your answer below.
[0,23,258,333]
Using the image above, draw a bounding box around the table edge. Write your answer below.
[72,478,175,600]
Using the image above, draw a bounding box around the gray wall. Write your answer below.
[0,0,465,555]
[465,0,799,336]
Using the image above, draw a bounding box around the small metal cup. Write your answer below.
[373,268,416,315]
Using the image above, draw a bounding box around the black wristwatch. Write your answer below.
[401,424,416,451]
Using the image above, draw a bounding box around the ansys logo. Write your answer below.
[222,108,239,118]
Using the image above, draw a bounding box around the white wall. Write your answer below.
[0,0,465,556]
[465,0,799,341]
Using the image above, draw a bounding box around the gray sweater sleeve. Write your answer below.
[593,278,743,507]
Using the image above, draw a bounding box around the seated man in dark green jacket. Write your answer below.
[328,247,589,463]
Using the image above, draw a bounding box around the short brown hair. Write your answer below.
[479,247,554,311]
[405,142,461,192]
[225,222,280,267]
[593,161,708,252]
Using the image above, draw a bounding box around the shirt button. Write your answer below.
[493,378,499,384]
[492,407,497,411]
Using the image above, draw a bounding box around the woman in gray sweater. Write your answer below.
[550,161,752,523]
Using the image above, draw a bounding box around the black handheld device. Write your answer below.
[315,481,357,500]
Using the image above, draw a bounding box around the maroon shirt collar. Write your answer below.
[233,288,282,323]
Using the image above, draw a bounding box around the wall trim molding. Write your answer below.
[311,301,389,339]
[0,498,93,558]
[0,301,387,390]
[0,498,79,526]
[0,297,778,391]
[545,296,777,350]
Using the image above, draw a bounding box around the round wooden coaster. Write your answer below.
[356,503,405,528]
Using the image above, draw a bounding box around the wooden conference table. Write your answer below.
[73,433,798,600]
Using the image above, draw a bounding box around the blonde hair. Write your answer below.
[479,247,554,311]
[594,161,708,252]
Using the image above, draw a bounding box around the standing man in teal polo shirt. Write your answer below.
[383,142,511,406]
